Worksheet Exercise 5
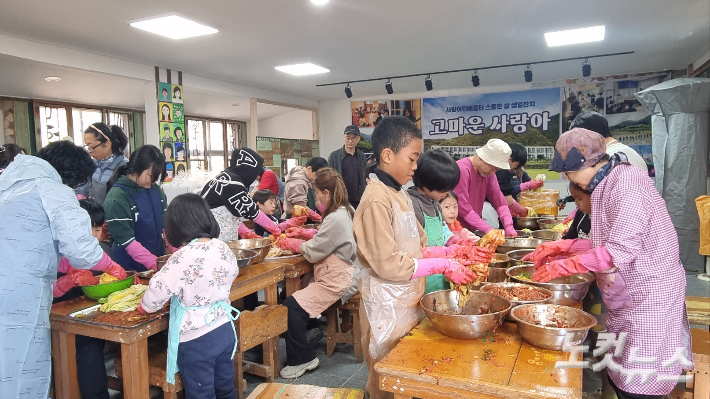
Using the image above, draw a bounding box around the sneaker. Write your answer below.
[279,357,320,379]
[306,328,324,344]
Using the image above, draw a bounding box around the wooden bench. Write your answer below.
[235,305,288,399]
[325,293,363,363]
[247,382,364,399]
[114,340,184,399]
[671,327,710,399]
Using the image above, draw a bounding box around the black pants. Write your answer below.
[177,323,237,399]
[75,335,109,399]
[283,296,316,366]
[608,375,665,399]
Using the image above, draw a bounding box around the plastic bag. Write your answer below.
[696,195,710,255]
[519,189,560,216]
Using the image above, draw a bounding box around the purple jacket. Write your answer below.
[453,157,513,233]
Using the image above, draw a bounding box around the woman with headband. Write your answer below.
[76,122,129,205]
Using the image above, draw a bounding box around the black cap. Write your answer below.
[343,125,361,136]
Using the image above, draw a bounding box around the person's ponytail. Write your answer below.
[110,125,129,154]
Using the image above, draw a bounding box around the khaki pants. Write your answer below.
[360,298,393,399]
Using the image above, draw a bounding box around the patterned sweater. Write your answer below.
[141,239,239,342]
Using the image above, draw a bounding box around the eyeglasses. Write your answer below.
[84,142,102,153]
[345,136,360,142]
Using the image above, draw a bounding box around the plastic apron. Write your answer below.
[360,179,425,360]
[111,183,165,271]
[422,212,447,293]
[166,296,240,384]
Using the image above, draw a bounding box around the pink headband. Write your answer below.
[90,124,111,143]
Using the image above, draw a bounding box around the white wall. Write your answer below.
[258,109,313,140]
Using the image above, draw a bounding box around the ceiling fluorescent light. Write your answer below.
[311,0,330,5]
[131,15,218,40]
[275,63,330,76]
[545,25,605,47]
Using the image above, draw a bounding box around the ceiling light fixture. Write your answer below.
[524,65,533,83]
[45,76,61,82]
[130,15,218,40]
[471,71,480,87]
[344,84,353,98]
[582,58,592,77]
[545,25,605,47]
[275,63,330,76]
[385,79,393,95]
[424,75,433,91]
[310,0,330,5]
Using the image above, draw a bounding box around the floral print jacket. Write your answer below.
[141,238,239,342]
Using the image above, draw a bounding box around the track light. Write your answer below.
[385,79,393,95]
[524,65,533,82]
[344,84,352,98]
[471,70,480,87]
[582,58,592,77]
[424,75,433,91]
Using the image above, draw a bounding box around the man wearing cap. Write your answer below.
[453,139,517,237]
[328,125,367,209]
[524,128,689,399]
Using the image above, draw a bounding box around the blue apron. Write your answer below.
[112,183,165,271]
[166,297,240,384]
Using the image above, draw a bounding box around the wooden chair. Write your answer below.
[234,304,288,399]
[114,342,184,399]
[325,293,363,363]
[671,328,710,399]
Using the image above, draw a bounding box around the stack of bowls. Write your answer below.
[496,238,545,254]
[506,265,595,306]
[480,282,553,321]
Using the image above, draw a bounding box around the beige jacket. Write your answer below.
[283,166,311,214]
[353,181,427,282]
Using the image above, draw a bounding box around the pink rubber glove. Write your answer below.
[163,229,181,253]
[578,246,614,273]
[137,304,148,314]
[75,194,86,200]
[421,246,452,259]
[509,201,528,218]
[532,256,588,282]
[411,258,477,285]
[276,237,304,253]
[125,240,158,271]
[504,225,518,237]
[278,216,308,230]
[254,210,281,236]
[104,263,128,280]
[523,239,592,267]
[238,223,260,239]
[316,204,325,213]
[445,234,464,246]
[58,256,72,274]
[520,179,544,191]
[54,274,77,298]
[285,227,317,240]
[459,228,479,242]
[306,208,322,221]
[563,208,577,225]
[91,251,115,271]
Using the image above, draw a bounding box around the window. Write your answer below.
[187,119,206,171]
[108,111,131,156]
[186,117,246,172]
[38,106,69,148]
[208,121,225,171]
[72,108,103,147]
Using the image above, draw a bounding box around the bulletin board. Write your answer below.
[158,81,186,182]
[256,136,320,178]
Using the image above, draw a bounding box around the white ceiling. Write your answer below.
[0,0,708,102]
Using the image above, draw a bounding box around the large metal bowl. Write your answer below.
[537,217,567,230]
[496,238,545,254]
[420,290,512,340]
[480,282,553,320]
[506,265,595,305]
[509,304,597,350]
[231,248,259,268]
[487,254,511,283]
[506,249,535,266]
[227,238,272,264]
[513,217,540,230]
[531,229,562,241]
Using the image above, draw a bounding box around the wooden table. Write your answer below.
[686,296,710,329]
[50,261,285,399]
[375,318,583,399]
[262,255,313,298]
[247,382,364,398]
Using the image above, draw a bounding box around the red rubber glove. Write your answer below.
[279,216,308,230]
[470,246,495,264]
[412,258,477,285]
[306,208,322,221]
[532,255,588,282]
[72,269,99,287]
[509,201,528,218]
[238,223,260,239]
[459,228,479,241]
[276,237,304,253]
[285,227,317,240]
[503,225,518,237]
[522,239,592,267]
[104,263,128,280]
[53,274,77,298]
[137,304,148,314]
[421,246,450,258]
[520,179,544,191]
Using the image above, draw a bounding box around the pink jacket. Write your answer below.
[453,157,513,233]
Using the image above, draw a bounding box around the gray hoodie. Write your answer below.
[283,166,312,214]
[407,186,444,228]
